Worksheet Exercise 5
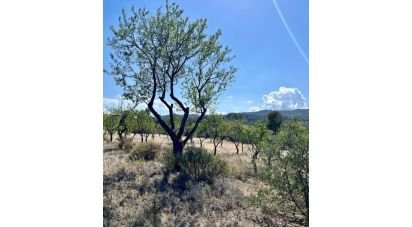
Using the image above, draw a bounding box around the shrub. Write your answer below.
[180,146,228,183]
[262,119,309,223]
[117,137,134,151]
[161,148,176,171]
[129,142,162,161]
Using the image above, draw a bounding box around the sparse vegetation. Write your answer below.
[104,1,308,226]
[263,119,309,223]
[179,146,228,183]
[129,142,162,161]
[117,137,134,152]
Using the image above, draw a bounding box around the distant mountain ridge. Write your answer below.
[162,109,309,124]
[225,109,309,124]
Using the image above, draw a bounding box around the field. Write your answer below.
[103,134,305,226]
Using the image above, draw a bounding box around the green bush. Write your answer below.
[129,142,162,161]
[180,146,228,183]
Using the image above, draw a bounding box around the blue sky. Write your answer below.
[104,0,308,114]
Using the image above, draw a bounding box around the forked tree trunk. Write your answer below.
[234,143,240,154]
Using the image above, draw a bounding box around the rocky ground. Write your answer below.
[103,135,306,227]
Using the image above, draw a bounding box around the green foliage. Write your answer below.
[226,119,245,153]
[106,1,237,161]
[204,114,227,154]
[195,120,208,138]
[180,146,228,183]
[103,113,118,135]
[225,109,308,125]
[247,121,272,174]
[129,110,156,142]
[263,119,309,221]
[129,142,162,161]
[266,111,282,133]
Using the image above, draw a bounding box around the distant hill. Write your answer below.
[162,109,309,125]
[225,109,309,124]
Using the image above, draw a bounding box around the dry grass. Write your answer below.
[103,134,305,227]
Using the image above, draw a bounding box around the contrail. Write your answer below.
[271,0,309,64]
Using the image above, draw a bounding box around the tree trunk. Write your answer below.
[235,143,239,154]
[172,139,184,171]
[241,143,243,152]
[118,132,123,142]
[252,155,258,174]
[140,135,144,143]
[109,133,113,142]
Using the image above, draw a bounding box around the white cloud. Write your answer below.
[246,100,254,104]
[103,95,134,110]
[249,106,261,112]
[103,95,168,115]
[263,87,308,110]
[225,95,234,100]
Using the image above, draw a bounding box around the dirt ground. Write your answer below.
[103,134,306,227]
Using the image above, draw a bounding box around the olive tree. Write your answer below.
[106,105,133,146]
[226,119,244,154]
[246,121,271,174]
[106,2,236,170]
[103,113,119,142]
[130,110,155,143]
[266,119,309,221]
[205,114,226,155]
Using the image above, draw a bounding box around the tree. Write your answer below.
[267,111,282,133]
[103,113,118,142]
[106,1,236,170]
[106,105,132,147]
[195,120,209,148]
[226,119,244,154]
[205,114,226,155]
[246,121,271,174]
[130,110,155,143]
[265,119,309,222]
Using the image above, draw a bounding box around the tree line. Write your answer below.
[104,108,308,220]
